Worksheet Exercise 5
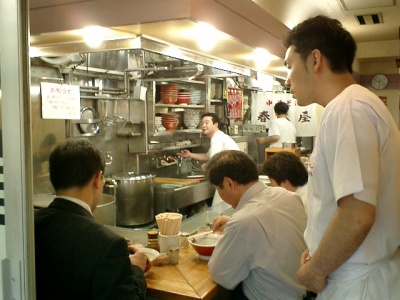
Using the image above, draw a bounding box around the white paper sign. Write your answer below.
[41,82,80,119]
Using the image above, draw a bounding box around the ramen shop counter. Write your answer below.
[107,209,234,299]
[144,246,230,299]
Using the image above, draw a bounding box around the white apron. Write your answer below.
[317,249,400,300]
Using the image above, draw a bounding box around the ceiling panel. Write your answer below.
[29,0,400,79]
[340,0,395,11]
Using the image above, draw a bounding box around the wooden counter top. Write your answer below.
[145,247,230,300]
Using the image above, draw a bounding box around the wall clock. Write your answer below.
[371,74,389,90]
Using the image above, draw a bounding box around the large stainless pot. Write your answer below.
[93,194,116,226]
[33,193,116,226]
[112,172,155,227]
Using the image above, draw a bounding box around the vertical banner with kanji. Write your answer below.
[227,87,243,120]
[251,91,321,137]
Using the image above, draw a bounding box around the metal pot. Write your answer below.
[112,172,155,227]
[93,194,116,226]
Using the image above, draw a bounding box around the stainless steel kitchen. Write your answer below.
[1,0,400,299]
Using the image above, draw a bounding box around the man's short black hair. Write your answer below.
[49,139,105,190]
[274,102,289,115]
[201,112,220,125]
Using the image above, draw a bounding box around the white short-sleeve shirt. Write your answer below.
[207,130,239,158]
[268,118,297,148]
[306,84,400,268]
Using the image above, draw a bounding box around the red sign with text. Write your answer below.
[227,87,243,120]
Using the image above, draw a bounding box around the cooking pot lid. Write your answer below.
[112,172,155,181]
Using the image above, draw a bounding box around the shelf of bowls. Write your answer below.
[154,83,205,133]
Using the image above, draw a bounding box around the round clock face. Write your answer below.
[371,74,388,90]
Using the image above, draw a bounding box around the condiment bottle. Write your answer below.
[180,232,189,249]
[147,230,160,251]
[168,247,180,265]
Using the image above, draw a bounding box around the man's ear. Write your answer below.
[223,177,235,189]
[94,171,103,189]
[311,49,322,71]
[280,179,291,189]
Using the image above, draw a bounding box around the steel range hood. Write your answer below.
[33,36,252,77]
[29,0,290,78]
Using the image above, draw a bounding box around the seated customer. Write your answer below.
[35,139,147,300]
[207,150,307,300]
[262,151,308,212]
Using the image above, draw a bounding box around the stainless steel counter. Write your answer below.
[154,178,214,214]
[106,207,234,245]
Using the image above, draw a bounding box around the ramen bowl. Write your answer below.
[188,233,222,260]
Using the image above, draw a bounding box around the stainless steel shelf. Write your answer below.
[148,143,201,151]
[155,103,205,109]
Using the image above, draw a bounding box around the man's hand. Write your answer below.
[212,215,230,234]
[128,245,147,271]
[297,249,326,293]
[297,195,375,293]
[179,149,191,158]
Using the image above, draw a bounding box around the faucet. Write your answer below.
[176,155,182,174]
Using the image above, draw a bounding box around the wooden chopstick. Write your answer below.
[156,212,183,235]
[189,230,213,240]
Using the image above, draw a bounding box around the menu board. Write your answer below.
[227,87,243,120]
[40,82,80,119]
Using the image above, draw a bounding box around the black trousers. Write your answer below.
[232,283,248,300]
[303,291,318,300]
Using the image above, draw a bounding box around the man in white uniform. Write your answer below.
[180,112,239,208]
[207,151,307,300]
[257,102,297,148]
[284,15,400,299]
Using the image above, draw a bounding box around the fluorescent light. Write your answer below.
[253,48,271,69]
[195,22,227,51]
[81,26,108,48]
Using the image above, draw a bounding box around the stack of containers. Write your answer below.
[160,84,179,104]
[161,113,179,131]
[183,110,201,129]
[189,90,203,104]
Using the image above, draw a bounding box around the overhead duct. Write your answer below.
[355,13,384,25]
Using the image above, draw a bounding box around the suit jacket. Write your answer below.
[35,198,146,300]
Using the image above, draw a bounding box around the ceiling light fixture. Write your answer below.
[195,22,222,51]
[253,48,271,69]
[81,26,107,48]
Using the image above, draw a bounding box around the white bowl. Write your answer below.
[142,248,160,275]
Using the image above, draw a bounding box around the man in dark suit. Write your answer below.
[35,139,147,299]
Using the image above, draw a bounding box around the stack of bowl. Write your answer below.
[160,84,179,104]
[177,90,191,105]
[155,116,162,131]
[161,113,179,131]
[189,90,203,104]
[183,110,201,129]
